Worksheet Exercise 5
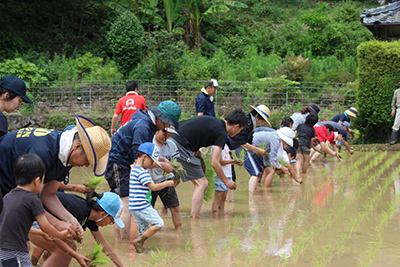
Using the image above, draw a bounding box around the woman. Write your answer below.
[290,104,320,131]
[0,75,32,138]
[29,191,125,267]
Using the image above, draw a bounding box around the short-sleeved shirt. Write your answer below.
[213,144,232,177]
[316,121,347,141]
[195,92,215,117]
[114,92,146,127]
[129,166,153,211]
[296,123,315,147]
[227,113,254,150]
[0,188,45,252]
[0,112,7,138]
[171,116,227,152]
[331,113,350,123]
[0,128,71,196]
[314,126,335,144]
[51,192,98,232]
[291,112,308,131]
[108,110,157,167]
[149,139,179,184]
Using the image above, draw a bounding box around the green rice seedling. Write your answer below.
[171,160,187,181]
[185,239,192,252]
[202,153,215,202]
[207,227,215,239]
[147,247,171,266]
[86,244,110,266]
[85,175,104,190]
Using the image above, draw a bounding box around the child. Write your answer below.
[30,191,125,267]
[149,128,182,230]
[129,142,175,253]
[295,113,318,176]
[0,154,70,266]
[212,144,242,215]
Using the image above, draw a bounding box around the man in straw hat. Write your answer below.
[105,100,181,240]
[169,109,247,218]
[0,115,111,236]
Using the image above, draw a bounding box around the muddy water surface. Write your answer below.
[61,151,400,266]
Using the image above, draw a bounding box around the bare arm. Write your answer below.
[147,180,174,191]
[40,180,84,236]
[211,146,236,190]
[91,230,125,267]
[58,183,88,194]
[197,112,204,116]
[35,213,70,240]
[242,143,266,157]
[320,142,337,156]
[111,113,119,136]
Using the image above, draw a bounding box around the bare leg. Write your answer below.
[249,176,259,194]
[263,167,275,187]
[226,190,234,202]
[302,154,310,173]
[212,191,225,215]
[116,196,133,241]
[133,225,161,253]
[31,246,44,265]
[190,177,208,218]
[295,155,302,177]
[169,206,182,230]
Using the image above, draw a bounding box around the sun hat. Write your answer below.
[307,104,320,115]
[276,127,295,147]
[342,121,351,129]
[96,192,125,228]
[205,79,219,88]
[147,100,181,128]
[248,104,272,127]
[345,107,358,118]
[75,115,111,177]
[138,142,162,167]
[0,75,32,104]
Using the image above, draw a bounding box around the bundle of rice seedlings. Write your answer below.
[171,160,186,181]
[87,244,110,266]
[202,154,215,202]
[85,176,104,190]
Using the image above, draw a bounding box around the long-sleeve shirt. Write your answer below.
[392,88,400,113]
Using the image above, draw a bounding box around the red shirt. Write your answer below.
[314,126,335,144]
[114,92,146,126]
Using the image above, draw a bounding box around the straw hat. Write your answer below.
[75,115,111,177]
[248,104,271,127]
[276,127,295,147]
[345,107,358,118]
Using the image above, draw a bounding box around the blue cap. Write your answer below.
[138,142,162,167]
[96,192,125,228]
[342,121,351,129]
[0,75,32,104]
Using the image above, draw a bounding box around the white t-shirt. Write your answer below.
[212,144,232,177]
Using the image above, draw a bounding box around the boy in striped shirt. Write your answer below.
[129,142,175,253]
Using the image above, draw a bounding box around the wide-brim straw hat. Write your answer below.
[75,115,111,177]
[276,127,295,147]
[248,104,271,127]
[345,107,358,118]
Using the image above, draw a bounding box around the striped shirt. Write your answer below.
[129,166,153,211]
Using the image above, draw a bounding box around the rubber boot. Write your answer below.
[390,131,398,145]
[132,235,148,253]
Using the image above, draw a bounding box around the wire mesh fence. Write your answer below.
[29,79,357,117]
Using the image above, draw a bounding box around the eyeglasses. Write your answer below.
[95,214,115,225]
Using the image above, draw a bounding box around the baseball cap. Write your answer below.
[138,142,162,167]
[96,192,125,228]
[342,121,351,129]
[0,75,32,104]
[205,79,219,88]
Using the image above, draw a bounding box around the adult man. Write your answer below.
[111,80,146,136]
[170,109,247,218]
[390,81,400,145]
[0,115,111,234]
[195,79,219,117]
[331,107,357,124]
[105,100,181,240]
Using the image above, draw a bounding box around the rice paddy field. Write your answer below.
[61,149,400,266]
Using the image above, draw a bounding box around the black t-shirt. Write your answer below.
[171,116,227,151]
[0,188,45,252]
[49,192,98,232]
[0,112,7,138]
[296,123,315,147]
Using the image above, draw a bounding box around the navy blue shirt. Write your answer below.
[0,112,7,138]
[227,113,254,150]
[195,92,215,117]
[0,128,71,196]
[331,113,350,123]
[108,109,157,167]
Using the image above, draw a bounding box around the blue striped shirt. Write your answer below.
[129,166,153,211]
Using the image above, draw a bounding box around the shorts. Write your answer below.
[151,186,179,208]
[105,162,130,197]
[0,248,31,267]
[215,176,232,191]
[236,147,266,177]
[130,206,164,235]
[297,145,311,154]
[336,140,344,147]
[170,138,204,182]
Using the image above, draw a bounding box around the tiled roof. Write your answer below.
[361,1,400,25]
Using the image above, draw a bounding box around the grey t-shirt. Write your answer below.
[0,188,45,252]
[149,138,179,184]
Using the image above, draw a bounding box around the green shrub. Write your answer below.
[357,40,400,143]
[107,11,144,76]
[0,58,47,83]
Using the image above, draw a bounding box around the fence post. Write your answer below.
[286,82,289,106]
[89,83,92,115]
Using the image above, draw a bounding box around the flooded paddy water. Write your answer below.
[62,151,400,267]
